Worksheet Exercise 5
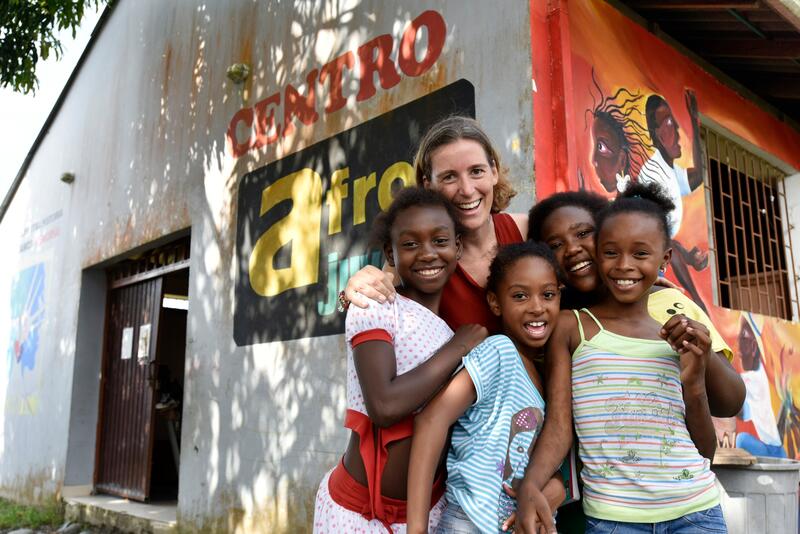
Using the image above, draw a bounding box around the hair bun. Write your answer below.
[619,181,675,213]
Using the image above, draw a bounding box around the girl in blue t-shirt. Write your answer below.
[407,242,566,534]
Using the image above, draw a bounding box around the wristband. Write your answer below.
[337,290,350,313]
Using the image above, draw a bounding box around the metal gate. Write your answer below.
[94,276,164,500]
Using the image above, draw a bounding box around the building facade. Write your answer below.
[0,0,799,531]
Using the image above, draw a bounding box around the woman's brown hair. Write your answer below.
[413,116,516,212]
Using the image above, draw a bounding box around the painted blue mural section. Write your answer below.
[8,263,45,375]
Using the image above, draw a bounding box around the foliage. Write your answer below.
[0,497,63,529]
[0,0,106,94]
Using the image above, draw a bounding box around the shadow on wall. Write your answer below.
[156,2,448,533]
[1,1,458,529]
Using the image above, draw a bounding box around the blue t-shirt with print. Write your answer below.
[445,335,546,533]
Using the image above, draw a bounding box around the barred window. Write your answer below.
[703,127,799,321]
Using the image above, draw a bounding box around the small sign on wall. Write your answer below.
[137,324,151,365]
[121,327,133,360]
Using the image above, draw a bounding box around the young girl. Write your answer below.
[528,190,744,418]
[313,188,488,533]
[406,242,567,534]
[548,183,726,533]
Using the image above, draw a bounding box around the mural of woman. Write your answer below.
[736,312,786,458]
[638,91,709,311]
[586,72,651,193]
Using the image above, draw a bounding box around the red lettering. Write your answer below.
[227,107,255,158]
[357,34,401,102]
[399,10,446,77]
[283,69,320,138]
[319,52,355,114]
[253,92,281,149]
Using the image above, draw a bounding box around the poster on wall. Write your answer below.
[120,327,133,360]
[234,80,475,345]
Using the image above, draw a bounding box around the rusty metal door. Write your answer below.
[95,276,163,501]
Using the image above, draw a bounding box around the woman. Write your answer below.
[344,116,527,332]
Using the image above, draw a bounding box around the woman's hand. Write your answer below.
[344,265,396,308]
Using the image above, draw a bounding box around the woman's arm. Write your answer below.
[343,265,398,309]
[407,369,477,534]
[514,311,574,534]
[355,325,487,427]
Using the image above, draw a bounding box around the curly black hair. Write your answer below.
[486,241,564,294]
[587,70,653,181]
[370,187,466,250]
[527,190,609,242]
[595,182,676,247]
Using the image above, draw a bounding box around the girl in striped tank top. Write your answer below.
[407,242,566,534]
[548,183,727,533]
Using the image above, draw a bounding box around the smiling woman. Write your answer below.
[343,116,528,333]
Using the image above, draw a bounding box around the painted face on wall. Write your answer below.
[738,319,760,371]
[426,139,498,233]
[591,114,628,188]
[653,103,682,161]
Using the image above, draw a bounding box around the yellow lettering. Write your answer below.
[249,168,323,296]
[378,161,415,211]
[353,172,376,225]
[325,167,349,235]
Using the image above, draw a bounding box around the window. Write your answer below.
[703,127,799,320]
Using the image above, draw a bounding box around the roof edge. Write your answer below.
[0,1,118,224]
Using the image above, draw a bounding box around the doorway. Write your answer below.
[94,236,189,502]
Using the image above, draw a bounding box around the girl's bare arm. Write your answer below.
[354,325,486,427]
[407,369,476,534]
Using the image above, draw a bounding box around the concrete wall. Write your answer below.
[0,0,534,530]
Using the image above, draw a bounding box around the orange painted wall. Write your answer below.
[532,0,800,458]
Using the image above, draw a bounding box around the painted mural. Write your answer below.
[535,0,800,459]
[8,263,45,376]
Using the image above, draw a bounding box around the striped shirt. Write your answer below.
[445,335,545,533]
[571,309,719,523]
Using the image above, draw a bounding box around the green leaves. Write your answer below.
[0,0,106,94]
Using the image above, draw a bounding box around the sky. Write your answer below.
[0,6,103,203]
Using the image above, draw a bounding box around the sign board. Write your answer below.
[234,80,475,345]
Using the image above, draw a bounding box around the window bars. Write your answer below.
[703,127,799,321]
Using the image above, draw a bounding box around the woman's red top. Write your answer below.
[439,213,523,333]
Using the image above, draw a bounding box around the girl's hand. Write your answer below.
[501,482,556,533]
[449,324,489,355]
[344,265,395,308]
[661,315,712,386]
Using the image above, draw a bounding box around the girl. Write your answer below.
[313,188,488,533]
[549,183,726,533]
[406,242,567,534]
[527,190,744,417]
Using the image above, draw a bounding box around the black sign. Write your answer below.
[234,80,475,345]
